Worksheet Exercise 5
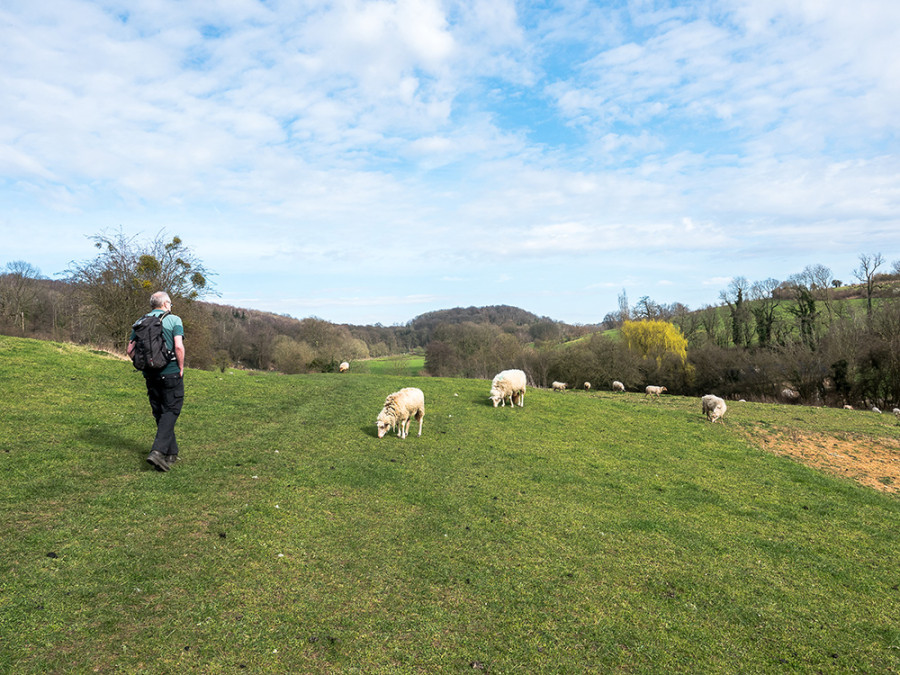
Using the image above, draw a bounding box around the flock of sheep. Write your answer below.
[344,359,896,439]
[372,368,732,440]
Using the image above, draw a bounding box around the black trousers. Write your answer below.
[144,372,184,457]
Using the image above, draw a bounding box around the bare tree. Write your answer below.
[633,296,661,320]
[617,288,630,323]
[67,230,213,348]
[749,278,781,347]
[853,253,884,317]
[670,302,699,344]
[802,264,835,320]
[0,261,43,332]
[719,277,753,347]
[698,304,725,347]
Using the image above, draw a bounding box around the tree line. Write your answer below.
[427,255,900,410]
[1,231,897,409]
[0,231,586,373]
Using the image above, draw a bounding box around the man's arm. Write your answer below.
[174,335,185,377]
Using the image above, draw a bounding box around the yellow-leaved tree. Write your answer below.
[620,320,688,366]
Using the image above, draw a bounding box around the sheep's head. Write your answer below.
[376,419,390,438]
[490,394,502,407]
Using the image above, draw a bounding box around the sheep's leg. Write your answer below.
[416,412,423,437]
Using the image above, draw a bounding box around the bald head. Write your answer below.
[150,291,171,309]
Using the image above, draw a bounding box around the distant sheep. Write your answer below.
[701,394,727,423]
[376,387,425,439]
[584,382,591,390]
[872,406,882,414]
[780,388,800,403]
[612,381,625,392]
[489,369,527,408]
[552,381,567,392]
[843,405,853,410]
[645,385,667,398]
[893,408,900,418]
[339,361,350,372]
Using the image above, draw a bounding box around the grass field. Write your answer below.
[353,354,425,377]
[1,335,899,673]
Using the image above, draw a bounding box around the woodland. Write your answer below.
[2,232,898,410]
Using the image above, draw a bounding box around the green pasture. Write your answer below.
[353,354,425,377]
[1,335,899,673]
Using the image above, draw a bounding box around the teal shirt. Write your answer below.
[131,309,184,375]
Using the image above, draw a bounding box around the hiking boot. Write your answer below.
[146,450,170,472]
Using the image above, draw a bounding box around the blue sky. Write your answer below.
[2,0,898,325]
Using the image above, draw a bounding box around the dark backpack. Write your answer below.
[131,311,175,371]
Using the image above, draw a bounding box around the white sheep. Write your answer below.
[893,407,900,418]
[701,394,727,423]
[872,406,882,414]
[339,361,350,372]
[612,381,625,392]
[780,388,800,403]
[843,404,853,410]
[584,382,591,390]
[376,387,425,439]
[552,381,567,392]
[645,385,667,398]
[489,369,527,408]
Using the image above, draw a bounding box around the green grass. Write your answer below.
[354,354,425,377]
[1,335,899,673]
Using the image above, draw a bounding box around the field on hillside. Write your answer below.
[1,335,899,674]
[353,354,425,377]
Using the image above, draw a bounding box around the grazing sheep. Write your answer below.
[843,405,853,410]
[552,381,567,392]
[893,408,900,417]
[701,394,727,423]
[612,381,625,392]
[645,385,667,398]
[376,387,425,439]
[872,406,882,414]
[339,361,350,372]
[780,388,800,403]
[489,369,527,408]
[584,382,591,390]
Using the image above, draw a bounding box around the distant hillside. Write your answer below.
[2,260,895,377]
[408,305,546,329]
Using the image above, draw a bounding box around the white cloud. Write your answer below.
[1,0,898,324]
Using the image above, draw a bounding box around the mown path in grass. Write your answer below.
[1,335,898,674]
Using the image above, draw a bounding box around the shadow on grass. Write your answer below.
[360,425,380,438]
[478,396,526,408]
[81,427,146,458]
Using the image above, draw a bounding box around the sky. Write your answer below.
[2,0,899,326]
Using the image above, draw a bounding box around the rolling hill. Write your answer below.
[1,335,898,673]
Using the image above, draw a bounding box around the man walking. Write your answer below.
[127,291,185,471]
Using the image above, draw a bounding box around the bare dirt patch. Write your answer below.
[749,428,900,494]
